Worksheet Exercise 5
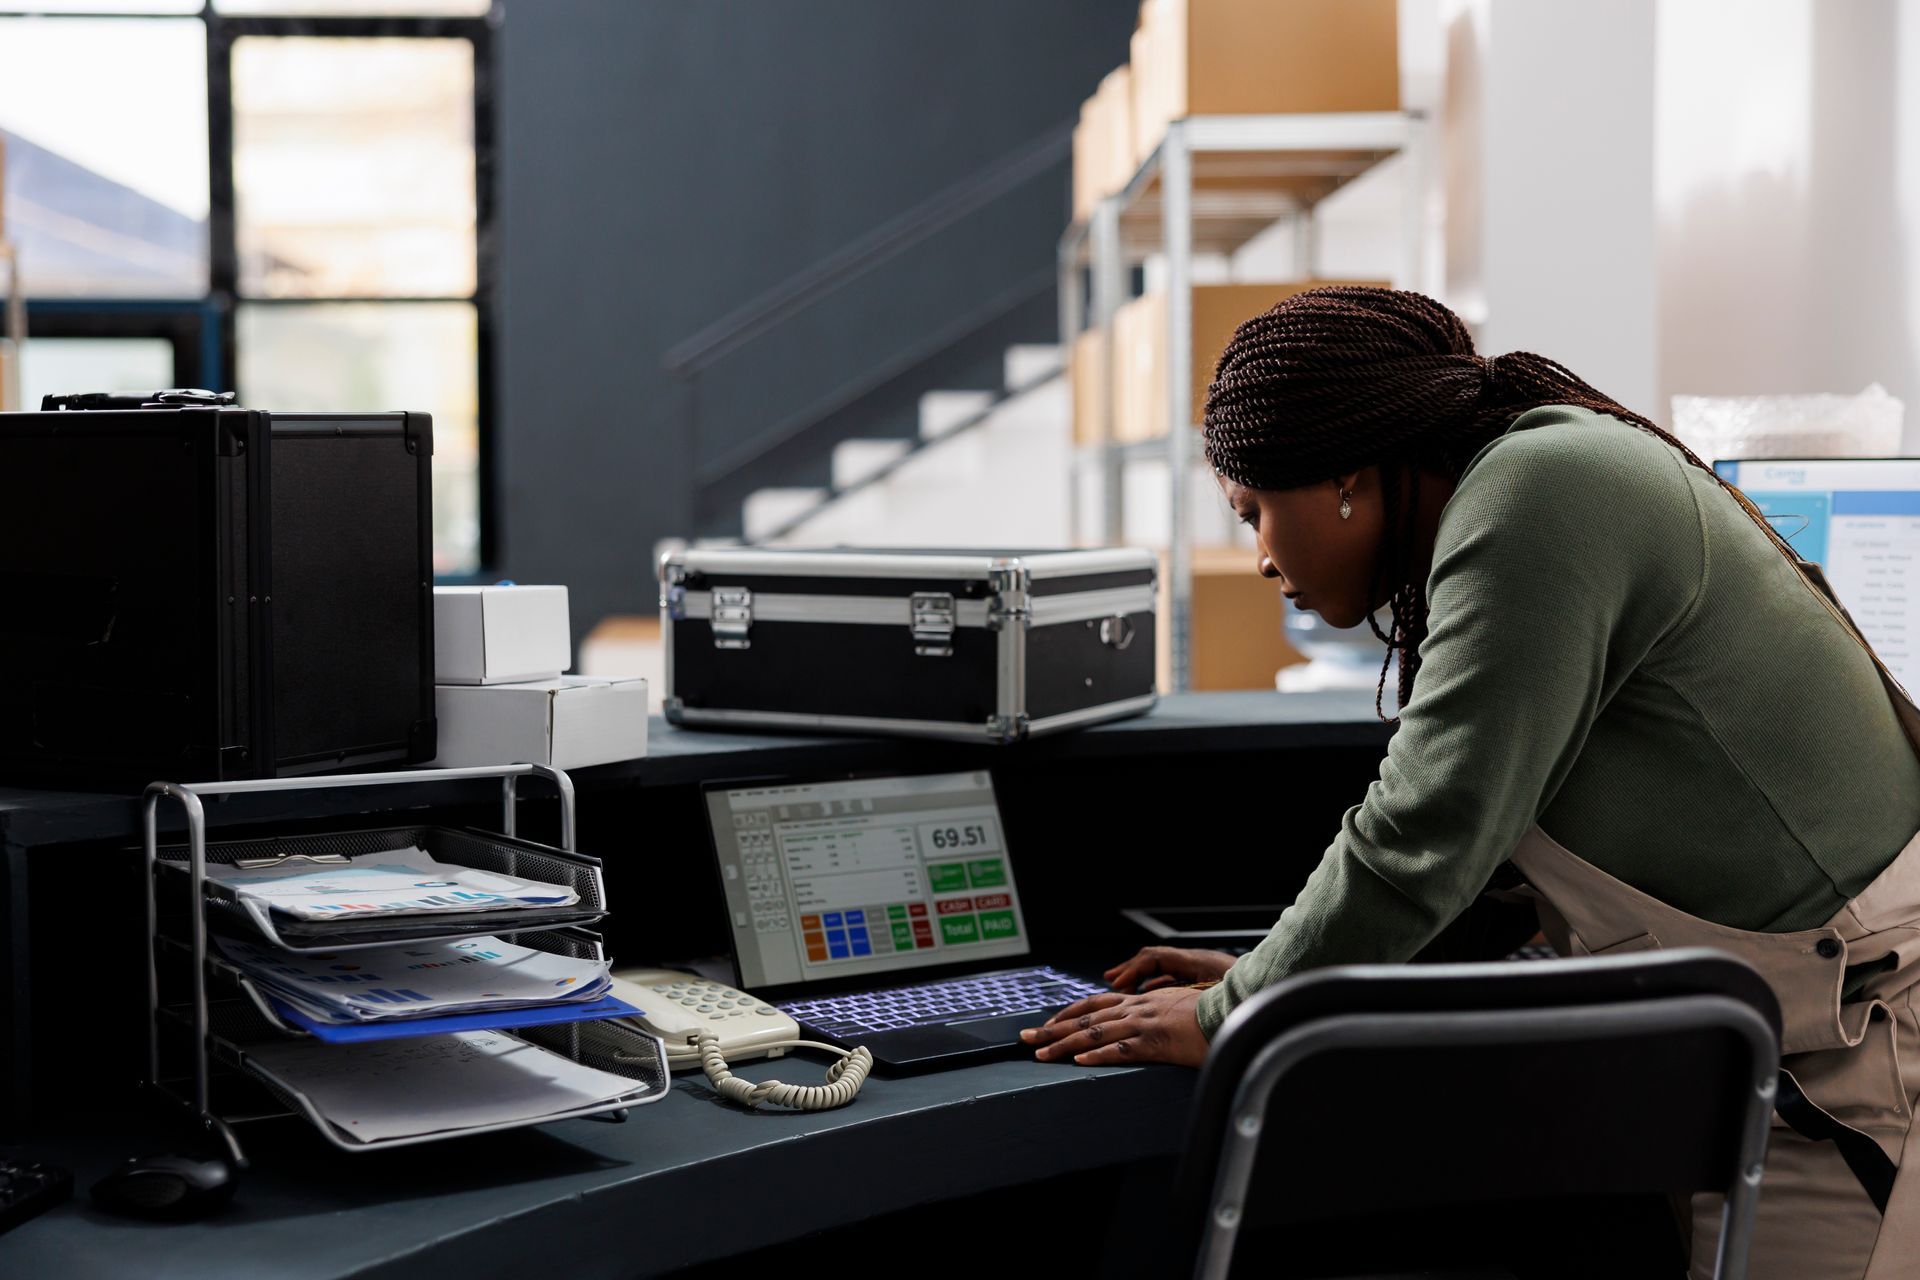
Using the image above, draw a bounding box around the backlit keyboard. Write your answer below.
[779,965,1107,1038]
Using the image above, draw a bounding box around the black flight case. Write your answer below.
[0,393,437,784]
[660,547,1158,742]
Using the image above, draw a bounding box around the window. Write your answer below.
[0,17,210,297]
[0,3,495,576]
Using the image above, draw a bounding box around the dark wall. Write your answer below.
[496,0,1139,634]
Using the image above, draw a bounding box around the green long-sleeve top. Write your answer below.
[1196,404,1920,1039]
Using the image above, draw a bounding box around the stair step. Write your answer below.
[918,390,996,441]
[742,487,829,543]
[1003,343,1063,390]
[831,438,912,490]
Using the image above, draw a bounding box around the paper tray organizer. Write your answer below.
[142,764,670,1163]
[155,823,609,952]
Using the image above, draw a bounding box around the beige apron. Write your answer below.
[1504,560,1920,1279]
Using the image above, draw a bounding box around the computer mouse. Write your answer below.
[89,1152,236,1220]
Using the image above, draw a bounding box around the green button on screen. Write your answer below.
[978,910,1018,941]
[966,859,1007,888]
[939,915,980,945]
[892,923,915,949]
[888,904,908,920]
[929,864,969,894]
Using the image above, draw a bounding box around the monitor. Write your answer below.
[1715,456,1920,688]
[706,770,1032,990]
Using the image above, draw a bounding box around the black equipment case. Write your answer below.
[660,547,1157,742]
[0,396,436,783]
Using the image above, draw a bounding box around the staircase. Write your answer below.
[745,343,1071,547]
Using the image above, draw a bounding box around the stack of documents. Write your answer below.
[194,847,580,939]
[217,934,611,1026]
[245,1030,645,1146]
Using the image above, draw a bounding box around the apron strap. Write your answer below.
[1774,1069,1896,1215]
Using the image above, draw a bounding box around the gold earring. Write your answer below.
[1339,488,1354,521]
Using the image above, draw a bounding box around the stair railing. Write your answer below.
[663,120,1073,531]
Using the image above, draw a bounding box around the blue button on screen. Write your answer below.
[823,913,843,928]
[851,939,872,957]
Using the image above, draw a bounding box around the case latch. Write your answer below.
[910,592,956,657]
[712,586,753,649]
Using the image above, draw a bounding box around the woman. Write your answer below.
[1019,287,1920,1277]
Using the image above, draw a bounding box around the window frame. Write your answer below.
[0,2,499,575]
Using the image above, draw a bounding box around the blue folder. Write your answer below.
[267,993,642,1044]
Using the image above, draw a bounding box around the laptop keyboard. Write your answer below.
[779,965,1108,1038]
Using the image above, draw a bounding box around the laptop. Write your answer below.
[703,769,1111,1071]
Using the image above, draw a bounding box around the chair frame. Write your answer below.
[1190,954,1781,1280]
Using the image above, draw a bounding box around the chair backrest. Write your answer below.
[1170,949,1782,1280]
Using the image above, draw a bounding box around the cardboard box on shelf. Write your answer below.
[1072,64,1136,224]
[1132,0,1401,164]
[1072,106,1100,226]
[1069,326,1107,448]
[433,584,572,685]
[1155,545,1304,691]
[1115,280,1389,442]
[429,675,648,770]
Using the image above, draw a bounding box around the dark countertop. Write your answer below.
[0,690,1387,849]
[5,1053,1196,1279]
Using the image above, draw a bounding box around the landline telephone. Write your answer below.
[608,968,872,1111]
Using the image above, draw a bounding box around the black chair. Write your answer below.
[1165,949,1781,1280]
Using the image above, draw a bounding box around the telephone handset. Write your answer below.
[608,968,872,1111]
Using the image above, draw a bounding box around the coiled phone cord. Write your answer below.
[695,1031,873,1111]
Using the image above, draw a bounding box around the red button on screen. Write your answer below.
[908,903,928,918]
[973,893,1011,910]
[936,898,974,915]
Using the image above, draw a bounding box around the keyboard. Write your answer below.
[779,965,1108,1038]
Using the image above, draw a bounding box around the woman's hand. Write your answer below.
[1104,945,1238,993]
[1020,986,1209,1067]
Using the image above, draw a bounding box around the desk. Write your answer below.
[6,1056,1194,1279]
[0,690,1381,1275]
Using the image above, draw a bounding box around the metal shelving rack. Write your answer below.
[1060,111,1427,691]
[143,763,670,1165]
[0,238,22,412]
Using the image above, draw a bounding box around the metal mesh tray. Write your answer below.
[196,999,670,1153]
[165,927,614,1040]
[155,824,608,953]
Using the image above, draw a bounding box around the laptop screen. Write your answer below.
[707,770,1031,989]
[1715,456,1920,688]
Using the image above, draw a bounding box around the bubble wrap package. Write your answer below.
[1671,383,1904,462]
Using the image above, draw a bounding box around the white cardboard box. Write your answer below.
[429,676,648,769]
[434,585,571,685]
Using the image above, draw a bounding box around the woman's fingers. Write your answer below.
[1031,988,1211,1068]
[1070,1036,1144,1066]
[1026,1007,1137,1062]
[1104,954,1162,990]
[1042,990,1125,1026]
[1139,974,1179,992]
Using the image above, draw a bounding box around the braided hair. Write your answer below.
[1202,286,1797,721]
